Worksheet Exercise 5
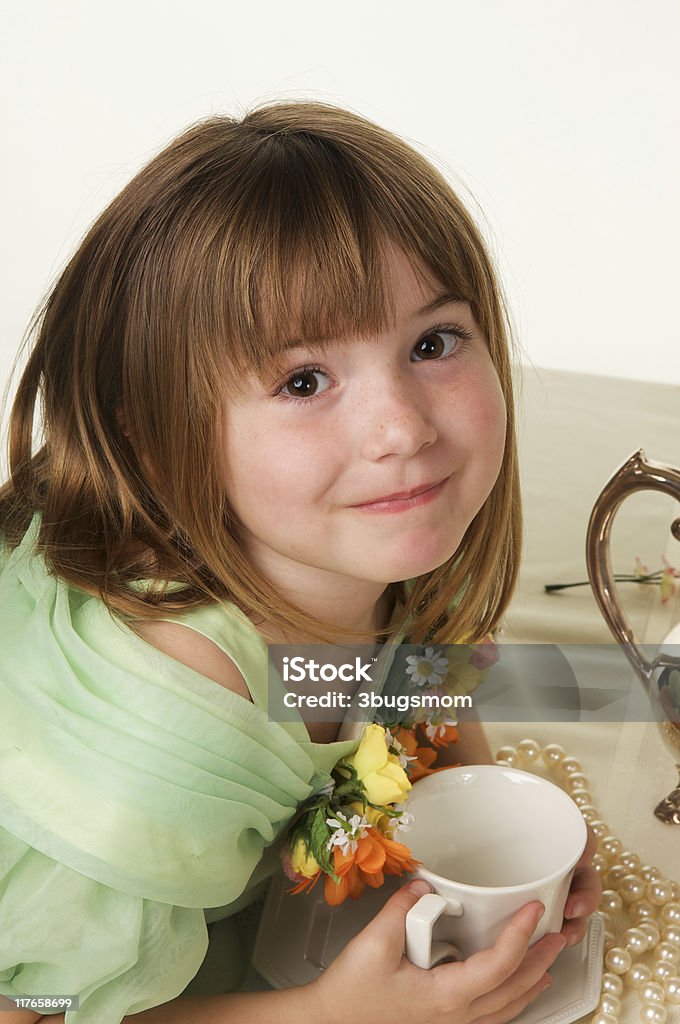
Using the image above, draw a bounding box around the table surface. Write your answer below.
[485,367,680,1023]
[505,366,680,646]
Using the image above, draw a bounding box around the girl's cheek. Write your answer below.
[464,372,507,485]
[451,362,507,448]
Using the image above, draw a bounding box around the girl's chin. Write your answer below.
[367,537,462,584]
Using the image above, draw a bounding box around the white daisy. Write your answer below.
[405,647,449,687]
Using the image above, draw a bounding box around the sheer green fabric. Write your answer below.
[0,517,361,1021]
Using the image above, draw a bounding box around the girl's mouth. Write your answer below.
[350,476,449,514]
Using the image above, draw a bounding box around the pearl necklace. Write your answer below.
[493,739,680,1024]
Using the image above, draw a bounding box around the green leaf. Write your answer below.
[333,779,365,801]
[310,807,334,875]
[373,803,398,819]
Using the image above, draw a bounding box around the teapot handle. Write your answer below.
[585,449,680,692]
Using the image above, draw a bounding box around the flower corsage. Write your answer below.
[281,723,419,906]
[280,637,499,905]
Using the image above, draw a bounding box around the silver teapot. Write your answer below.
[586,450,680,823]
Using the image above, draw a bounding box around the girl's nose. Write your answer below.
[358,375,437,461]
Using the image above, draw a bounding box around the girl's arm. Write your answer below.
[30,883,562,1024]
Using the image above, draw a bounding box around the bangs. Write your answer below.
[206,129,479,390]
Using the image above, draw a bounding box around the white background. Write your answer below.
[1,0,679,467]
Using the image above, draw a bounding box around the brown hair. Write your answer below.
[0,101,521,643]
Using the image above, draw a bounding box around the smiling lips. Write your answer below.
[351,477,450,514]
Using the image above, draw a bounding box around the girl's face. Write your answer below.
[221,248,507,600]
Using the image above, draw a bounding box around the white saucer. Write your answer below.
[253,872,604,1024]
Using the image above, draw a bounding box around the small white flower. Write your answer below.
[405,647,449,687]
[326,810,372,856]
[423,716,458,742]
[326,810,348,829]
[386,729,418,770]
[391,810,415,835]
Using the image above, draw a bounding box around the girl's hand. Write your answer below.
[560,825,602,947]
[311,880,566,1024]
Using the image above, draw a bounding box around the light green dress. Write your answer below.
[0,517,399,1021]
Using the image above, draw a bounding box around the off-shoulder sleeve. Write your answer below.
[0,520,327,1021]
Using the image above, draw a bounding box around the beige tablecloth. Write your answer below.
[485,367,680,1022]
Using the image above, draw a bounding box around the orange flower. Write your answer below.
[325,863,366,905]
[420,722,459,749]
[324,831,387,905]
[393,726,438,780]
[288,869,323,896]
[322,816,423,905]
[372,827,420,875]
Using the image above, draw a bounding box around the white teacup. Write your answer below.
[404,765,587,968]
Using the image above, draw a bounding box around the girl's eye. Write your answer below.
[278,366,330,401]
[411,327,471,362]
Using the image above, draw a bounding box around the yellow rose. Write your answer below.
[348,724,412,805]
[290,837,320,878]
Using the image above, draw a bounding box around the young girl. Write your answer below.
[0,102,599,1024]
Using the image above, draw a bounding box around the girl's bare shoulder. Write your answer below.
[132,619,253,703]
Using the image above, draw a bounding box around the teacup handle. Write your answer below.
[405,893,463,969]
[586,449,680,691]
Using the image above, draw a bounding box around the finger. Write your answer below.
[564,863,601,920]
[469,931,565,1017]
[448,901,546,997]
[473,972,553,1024]
[353,878,433,965]
[560,915,589,948]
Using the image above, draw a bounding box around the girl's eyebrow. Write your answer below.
[414,291,467,318]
